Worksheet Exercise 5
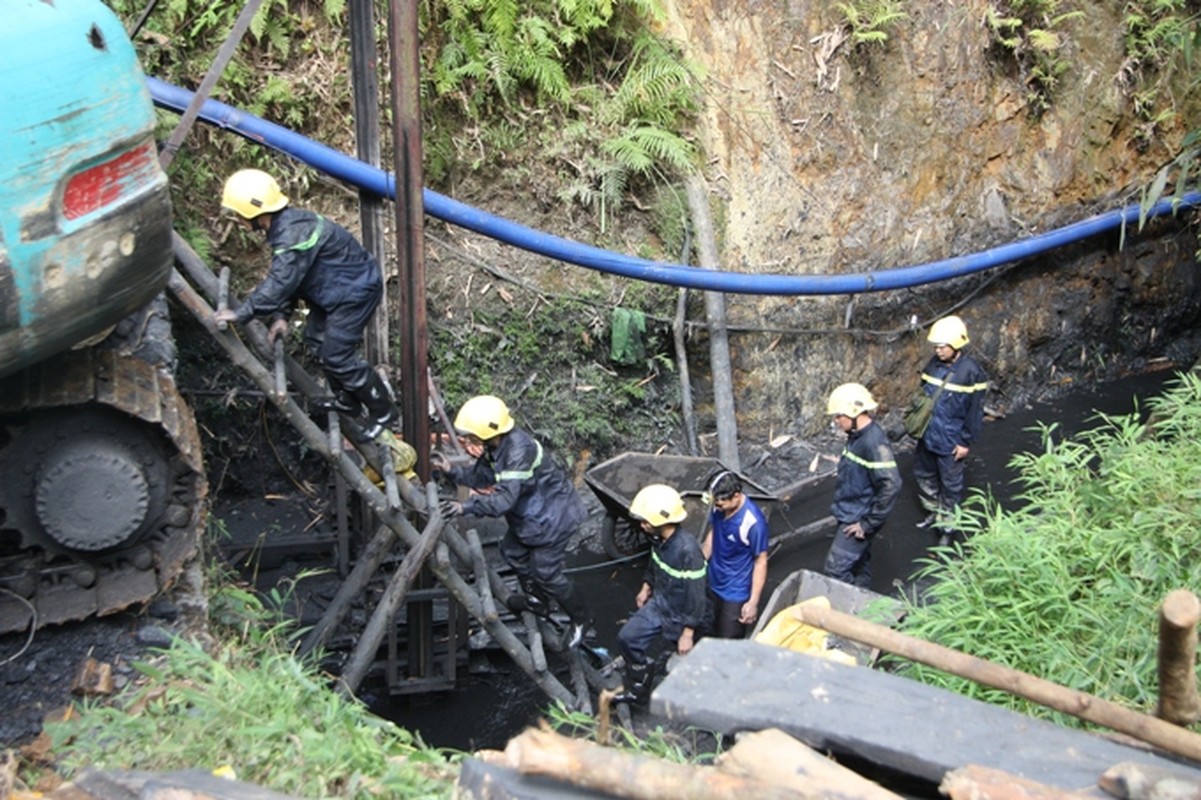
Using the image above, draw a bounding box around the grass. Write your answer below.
[894,370,1201,730]
[44,580,460,799]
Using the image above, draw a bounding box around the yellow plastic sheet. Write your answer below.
[753,595,857,666]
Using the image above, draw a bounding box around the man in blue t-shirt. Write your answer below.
[701,471,770,639]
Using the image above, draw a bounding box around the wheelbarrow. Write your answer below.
[583,452,777,559]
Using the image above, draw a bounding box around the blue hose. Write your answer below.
[148,77,1200,297]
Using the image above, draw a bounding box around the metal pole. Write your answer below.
[386,0,429,476]
[158,0,264,170]
[348,0,390,367]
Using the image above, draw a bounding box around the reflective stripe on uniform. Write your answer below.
[494,440,542,482]
[651,549,707,580]
[273,214,325,255]
[921,373,987,394]
[841,448,897,470]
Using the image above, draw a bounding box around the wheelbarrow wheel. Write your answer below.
[601,514,649,560]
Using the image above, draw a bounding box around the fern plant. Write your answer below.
[1118,0,1199,149]
[984,1,1084,116]
[836,0,909,46]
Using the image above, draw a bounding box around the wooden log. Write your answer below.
[717,728,902,800]
[523,611,547,674]
[797,605,1201,764]
[376,440,402,511]
[297,523,395,658]
[337,512,446,695]
[673,285,699,456]
[1099,761,1201,800]
[567,647,593,715]
[466,529,498,622]
[941,764,1093,800]
[272,338,286,402]
[1156,590,1201,726]
[498,725,815,800]
[686,176,739,471]
[427,369,466,457]
[328,413,350,576]
[170,251,575,706]
[216,266,230,330]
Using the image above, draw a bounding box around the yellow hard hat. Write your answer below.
[222,169,289,219]
[927,315,969,349]
[454,395,515,440]
[629,484,687,526]
[827,382,878,417]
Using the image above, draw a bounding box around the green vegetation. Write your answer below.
[112,0,700,235]
[836,0,909,46]
[429,285,681,459]
[895,372,1201,730]
[1119,0,1201,149]
[984,0,1084,116]
[46,572,460,799]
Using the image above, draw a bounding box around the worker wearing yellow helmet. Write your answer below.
[214,169,398,438]
[432,396,593,649]
[823,383,902,587]
[613,483,710,705]
[913,315,989,547]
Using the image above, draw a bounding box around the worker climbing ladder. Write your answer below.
[169,234,610,712]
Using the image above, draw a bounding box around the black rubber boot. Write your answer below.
[313,388,363,416]
[355,371,399,438]
[506,578,551,618]
[555,582,593,649]
[612,662,652,706]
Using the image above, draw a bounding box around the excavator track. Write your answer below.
[0,347,207,634]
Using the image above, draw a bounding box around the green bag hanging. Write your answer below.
[904,371,950,438]
[610,307,646,365]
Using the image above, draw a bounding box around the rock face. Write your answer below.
[657,0,1200,436]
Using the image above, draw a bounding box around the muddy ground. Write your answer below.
[3,363,1181,752]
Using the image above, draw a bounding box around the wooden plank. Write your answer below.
[652,640,1201,795]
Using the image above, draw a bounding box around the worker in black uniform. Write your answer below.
[614,483,710,705]
[433,395,593,648]
[214,168,397,438]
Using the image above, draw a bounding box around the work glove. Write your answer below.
[267,317,289,345]
[438,499,463,519]
[430,451,451,479]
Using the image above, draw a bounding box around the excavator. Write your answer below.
[0,0,207,633]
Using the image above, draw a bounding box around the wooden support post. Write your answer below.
[685,176,739,471]
[524,612,547,674]
[377,441,402,511]
[797,604,1201,764]
[272,338,286,402]
[1157,589,1201,726]
[466,529,498,622]
[567,649,593,716]
[328,413,351,576]
[673,287,699,456]
[429,370,466,457]
[168,261,576,707]
[216,267,230,330]
[297,522,395,658]
[337,513,447,695]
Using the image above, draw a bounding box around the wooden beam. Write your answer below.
[798,604,1201,764]
[1157,589,1201,726]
